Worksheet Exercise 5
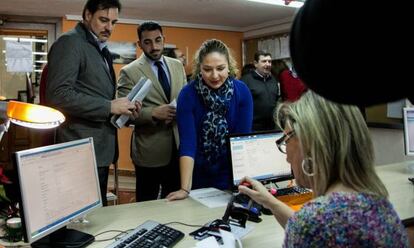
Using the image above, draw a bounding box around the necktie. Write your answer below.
[154,61,171,100]
[102,46,116,83]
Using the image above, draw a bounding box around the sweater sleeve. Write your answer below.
[234,81,253,133]
[177,84,198,158]
[284,203,322,247]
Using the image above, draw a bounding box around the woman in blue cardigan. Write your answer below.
[167,39,253,201]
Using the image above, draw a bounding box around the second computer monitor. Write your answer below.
[403,107,414,156]
[228,131,292,188]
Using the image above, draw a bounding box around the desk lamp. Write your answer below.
[0,100,65,140]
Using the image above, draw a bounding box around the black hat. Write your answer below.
[289,0,412,106]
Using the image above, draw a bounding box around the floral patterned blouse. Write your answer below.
[284,192,409,247]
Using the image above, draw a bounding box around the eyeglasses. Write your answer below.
[276,130,295,154]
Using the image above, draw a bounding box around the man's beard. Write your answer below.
[145,50,162,60]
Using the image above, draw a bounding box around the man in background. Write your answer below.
[164,48,186,66]
[241,51,281,131]
[117,21,186,202]
[46,0,139,206]
[164,47,191,80]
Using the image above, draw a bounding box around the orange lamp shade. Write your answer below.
[6,101,65,129]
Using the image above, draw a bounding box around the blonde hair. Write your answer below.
[191,39,238,80]
[276,91,388,197]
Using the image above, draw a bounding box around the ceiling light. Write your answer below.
[247,0,304,8]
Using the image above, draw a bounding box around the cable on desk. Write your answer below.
[162,221,204,228]
[93,229,132,242]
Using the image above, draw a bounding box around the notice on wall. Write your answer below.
[387,99,405,119]
[6,40,33,72]
[280,36,290,59]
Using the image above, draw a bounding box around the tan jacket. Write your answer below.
[117,54,186,167]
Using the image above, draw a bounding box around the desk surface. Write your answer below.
[73,161,414,248]
[375,162,414,222]
[74,198,284,248]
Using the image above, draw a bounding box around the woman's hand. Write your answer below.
[238,177,294,228]
[238,177,275,210]
[166,189,189,201]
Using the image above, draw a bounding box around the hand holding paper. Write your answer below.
[169,99,177,108]
[110,97,136,115]
[111,77,152,129]
[165,99,177,125]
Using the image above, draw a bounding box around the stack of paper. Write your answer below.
[111,77,152,129]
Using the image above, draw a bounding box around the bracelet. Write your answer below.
[181,188,190,194]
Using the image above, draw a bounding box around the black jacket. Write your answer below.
[241,71,280,131]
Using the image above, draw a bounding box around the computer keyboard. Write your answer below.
[105,220,184,248]
[276,186,311,196]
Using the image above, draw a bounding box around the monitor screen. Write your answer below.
[403,108,414,156]
[15,138,102,245]
[228,131,292,187]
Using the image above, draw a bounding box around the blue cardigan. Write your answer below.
[177,78,253,190]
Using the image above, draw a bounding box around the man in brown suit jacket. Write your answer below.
[117,21,186,201]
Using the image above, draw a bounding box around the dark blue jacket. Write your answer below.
[177,78,253,189]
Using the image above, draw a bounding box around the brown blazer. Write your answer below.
[117,54,186,167]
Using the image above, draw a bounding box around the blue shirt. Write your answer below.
[177,78,253,189]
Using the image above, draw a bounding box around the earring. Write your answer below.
[301,157,314,176]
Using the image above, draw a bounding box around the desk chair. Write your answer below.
[107,162,119,205]
[37,64,55,147]
[39,63,48,105]
[26,73,35,103]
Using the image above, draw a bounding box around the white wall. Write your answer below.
[370,127,414,165]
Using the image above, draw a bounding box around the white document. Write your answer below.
[6,40,33,72]
[229,223,254,239]
[111,77,152,129]
[169,99,177,108]
[190,188,232,208]
[195,236,221,248]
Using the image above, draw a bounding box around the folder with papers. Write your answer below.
[111,77,152,129]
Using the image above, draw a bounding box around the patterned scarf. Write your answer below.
[195,77,234,163]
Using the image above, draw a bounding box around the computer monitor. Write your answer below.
[15,137,102,247]
[403,107,414,156]
[227,131,293,189]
